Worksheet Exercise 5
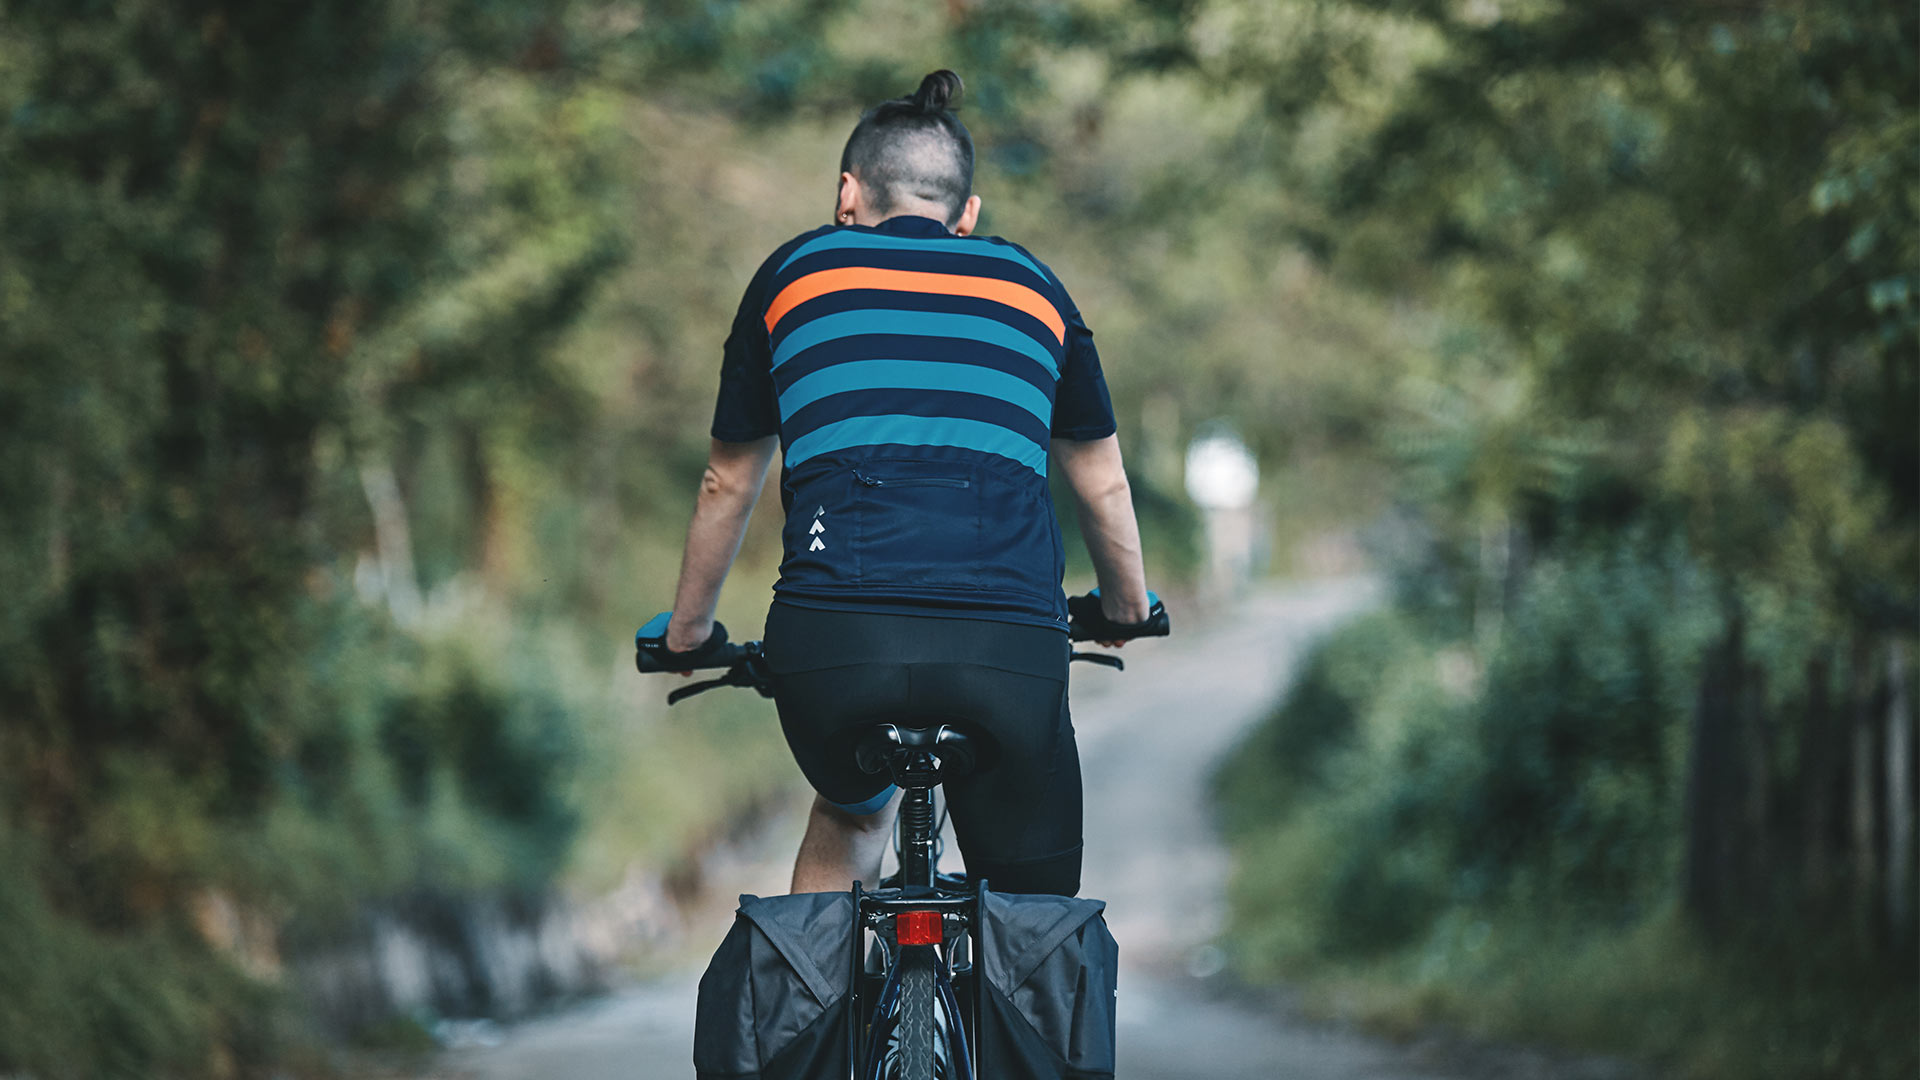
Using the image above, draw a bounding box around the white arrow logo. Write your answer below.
[809,536,826,551]
[814,505,825,517]
[809,519,825,535]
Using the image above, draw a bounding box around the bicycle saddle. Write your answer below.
[853,723,994,783]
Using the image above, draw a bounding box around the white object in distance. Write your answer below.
[1184,429,1260,511]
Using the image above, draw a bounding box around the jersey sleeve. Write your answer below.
[709,253,783,443]
[1048,278,1118,441]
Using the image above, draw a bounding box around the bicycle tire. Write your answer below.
[896,945,937,1080]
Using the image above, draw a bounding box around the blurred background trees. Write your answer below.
[1215,0,1917,932]
[1209,1,1917,1075]
[0,0,1911,1077]
[1,2,636,1071]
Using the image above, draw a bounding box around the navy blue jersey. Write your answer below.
[711,214,1117,629]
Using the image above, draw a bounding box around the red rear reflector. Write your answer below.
[896,911,942,945]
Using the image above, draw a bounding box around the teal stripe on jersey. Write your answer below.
[785,414,1049,475]
[777,231,1051,284]
[772,310,1059,378]
[779,360,1053,425]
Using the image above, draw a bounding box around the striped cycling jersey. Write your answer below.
[711,214,1116,630]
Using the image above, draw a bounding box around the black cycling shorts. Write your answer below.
[762,601,1083,897]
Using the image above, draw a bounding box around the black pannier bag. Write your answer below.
[976,890,1120,1080]
[694,892,853,1080]
[692,889,1120,1080]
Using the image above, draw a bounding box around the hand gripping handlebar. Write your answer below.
[1065,589,1171,643]
[634,614,770,703]
[634,612,739,672]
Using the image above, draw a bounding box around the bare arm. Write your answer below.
[1053,434,1151,625]
[665,436,780,651]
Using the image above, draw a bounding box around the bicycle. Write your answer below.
[636,593,1167,1080]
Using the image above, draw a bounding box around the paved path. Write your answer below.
[429,579,1497,1080]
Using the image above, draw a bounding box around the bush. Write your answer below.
[1220,538,1720,960]
[1218,609,1464,957]
[1212,540,1920,1078]
[377,633,584,889]
[1449,537,1717,915]
[0,837,279,1080]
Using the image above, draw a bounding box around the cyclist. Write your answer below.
[651,70,1160,898]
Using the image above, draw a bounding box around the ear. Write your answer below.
[836,172,862,225]
[951,194,982,236]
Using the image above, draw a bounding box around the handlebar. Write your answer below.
[640,643,1126,705]
[650,641,776,705]
[636,593,1165,704]
[633,639,753,675]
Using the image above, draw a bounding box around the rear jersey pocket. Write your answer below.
[778,457,1065,618]
[850,464,982,588]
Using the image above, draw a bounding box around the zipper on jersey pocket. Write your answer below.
[853,470,970,490]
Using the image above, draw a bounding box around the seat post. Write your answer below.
[892,751,940,893]
[897,783,937,891]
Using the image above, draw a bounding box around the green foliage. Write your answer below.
[376,630,585,887]
[1454,539,1717,912]
[1266,905,1919,1080]
[1215,537,1909,1070]
[0,835,279,1080]
[0,0,654,1072]
[1220,609,1459,956]
[1210,0,1915,1039]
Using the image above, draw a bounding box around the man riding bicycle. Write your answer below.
[648,70,1163,899]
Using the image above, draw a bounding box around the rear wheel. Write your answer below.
[895,945,936,1080]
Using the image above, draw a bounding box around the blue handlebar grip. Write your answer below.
[635,611,672,648]
[1085,587,1161,609]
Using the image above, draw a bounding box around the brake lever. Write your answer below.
[1071,651,1125,671]
[667,677,732,705]
[665,649,775,705]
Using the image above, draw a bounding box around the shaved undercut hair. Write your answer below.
[839,70,974,225]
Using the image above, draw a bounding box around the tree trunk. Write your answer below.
[359,460,422,628]
[1502,518,1530,620]
[46,456,72,592]
[465,429,512,589]
[1743,660,1772,906]
[1685,620,1744,930]
[1474,516,1509,648]
[1802,653,1837,904]
[1850,639,1882,936]
[1885,641,1914,950]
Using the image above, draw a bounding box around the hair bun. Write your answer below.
[911,69,963,113]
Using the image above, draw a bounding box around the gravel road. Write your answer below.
[426,579,1529,1080]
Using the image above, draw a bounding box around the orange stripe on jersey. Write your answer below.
[764,266,1066,344]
